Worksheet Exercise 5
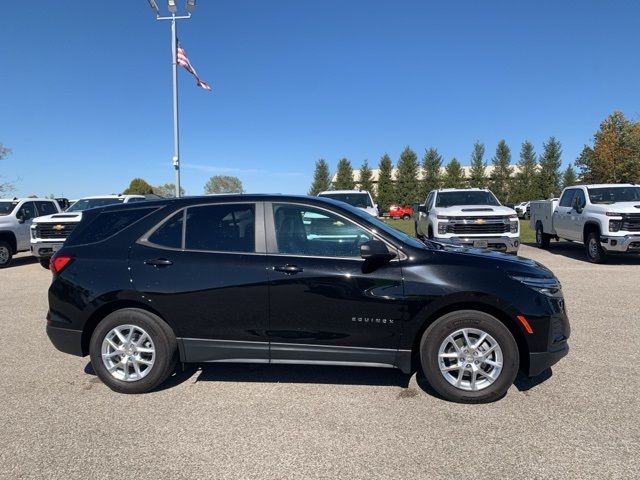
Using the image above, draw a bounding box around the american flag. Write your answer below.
[176,43,211,91]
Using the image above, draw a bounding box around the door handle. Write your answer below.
[144,258,173,267]
[273,264,303,274]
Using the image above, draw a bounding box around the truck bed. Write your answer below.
[529,199,559,235]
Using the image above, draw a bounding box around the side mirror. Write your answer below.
[572,198,583,214]
[418,204,428,214]
[16,213,25,224]
[360,240,396,262]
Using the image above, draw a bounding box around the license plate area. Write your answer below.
[473,240,488,248]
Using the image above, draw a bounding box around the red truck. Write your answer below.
[388,205,413,219]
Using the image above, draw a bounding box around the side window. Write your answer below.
[36,201,58,216]
[148,211,184,249]
[273,204,372,257]
[559,189,576,207]
[427,193,435,210]
[573,190,586,209]
[185,204,255,252]
[17,202,36,220]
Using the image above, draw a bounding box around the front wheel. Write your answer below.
[420,310,519,403]
[585,231,607,264]
[89,308,177,394]
[415,222,425,241]
[0,241,13,268]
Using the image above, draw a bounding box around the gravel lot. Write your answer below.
[1,244,639,479]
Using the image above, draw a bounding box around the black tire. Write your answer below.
[0,241,13,268]
[415,222,425,241]
[535,223,551,248]
[427,226,434,240]
[89,308,178,394]
[585,231,607,264]
[39,257,51,269]
[402,214,411,220]
[420,310,519,404]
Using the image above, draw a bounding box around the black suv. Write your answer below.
[46,195,569,403]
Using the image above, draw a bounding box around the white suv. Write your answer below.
[0,198,61,268]
[317,190,379,217]
[31,195,148,268]
[415,188,520,254]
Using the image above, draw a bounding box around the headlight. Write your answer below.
[438,222,447,234]
[509,274,562,297]
[605,212,623,217]
[510,221,519,233]
[609,220,622,232]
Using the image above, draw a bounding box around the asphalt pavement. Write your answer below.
[0,244,638,479]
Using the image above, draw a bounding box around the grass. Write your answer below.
[383,218,536,244]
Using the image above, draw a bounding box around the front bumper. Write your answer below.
[31,240,64,258]
[47,325,84,357]
[600,235,640,253]
[528,344,569,377]
[436,235,520,253]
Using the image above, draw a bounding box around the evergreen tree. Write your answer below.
[468,142,487,188]
[421,147,443,198]
[123,178,154,195]
[357,159,375,195]
[443,158,466,188]
[333,158,355,190]
[308,158,331,195]
[512,141,539,202]
[489,140,513,202]
[575,146,597,183]
[561,163,578,190]
[538,136,562,199]
[376,154,395,213]
[395,147,420,206]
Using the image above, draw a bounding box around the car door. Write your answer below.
[130,201,272,364]
[15,201,37,250]
[264,202,404,368]
[568,189,587,241]
[554,189,576,239]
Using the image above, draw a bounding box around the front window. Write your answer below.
[435,191,500,208]
[0,201,18,216]
[587,187,640,204]
[319,193,373,208]
[66,198,126,212]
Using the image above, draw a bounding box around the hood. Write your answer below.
[32,212,83,224]
[437,205,516,216]
[589,202,640,214]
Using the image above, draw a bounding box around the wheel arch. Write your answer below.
[583,221,600,243]
[0,231,18,253]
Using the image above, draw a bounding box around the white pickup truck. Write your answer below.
[530,183,640,263]
[414,188,520,254]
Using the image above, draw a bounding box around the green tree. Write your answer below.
[561,163,578,190]
[154,183,185,198]
[204,175,244,194]
[512,141,539,201]
[575,112,640,183]
[333,158,355,190]
[489,140,513,202]
[376,154,395,213]
[308,159,331,195]
[395,147,420,206]
[421,147,443,198]
[442,158,466,188]
[123,178,154,195]
[357,159,375,195]
[0,143,14,194]
[538,136,562,199]
[468,142,487,188]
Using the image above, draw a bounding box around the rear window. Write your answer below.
[147,211,184,249]
[70,207,157,245]
[185,204,255,252]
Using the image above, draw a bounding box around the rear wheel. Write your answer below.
[0,241,13,268]
[402,214,411,220]
[535,223,551,248]
[89,308,177,394]
[585,231,607,264]
[420,310,519,403]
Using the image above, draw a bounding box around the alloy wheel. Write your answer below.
[0,246,9,264]
[588,237,599,258]
[437,328,504,391]
[101,325,156,382]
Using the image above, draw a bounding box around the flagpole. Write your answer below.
[171,14,181,198]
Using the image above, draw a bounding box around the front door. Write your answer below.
[130,202,271,364]
[554,189,577,239]
[15,201,37,250]
[265,202,404,368]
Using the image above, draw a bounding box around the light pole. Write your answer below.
[147,1,197,198]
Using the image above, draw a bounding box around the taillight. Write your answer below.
[50,255,73,275]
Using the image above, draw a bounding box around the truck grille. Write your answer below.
[35,223,77,239]
[445,217,511,235]
[621,213,640,232]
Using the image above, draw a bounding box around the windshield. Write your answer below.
[587,187,640,204]
[319,193,373,208]
[0,201,18,216]
[436,191,500,208]
[66,198,125,212]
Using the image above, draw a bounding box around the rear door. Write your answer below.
[130,202,272,364]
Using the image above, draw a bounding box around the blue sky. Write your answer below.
[1,0,639,198]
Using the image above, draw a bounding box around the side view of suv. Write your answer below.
[46,195,569,403]
[0,197,61,268]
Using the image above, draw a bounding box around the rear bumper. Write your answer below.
[47,325,84,357]
[31,240,64,258]
[436,235,520,253]
[600,235,640,253]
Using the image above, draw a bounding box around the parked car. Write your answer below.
[318,190,379,217]
[414,188,520,254]
[0,198,61,268]
[514,201,530,219]
[530,184,640,263]
[388,205,413,220]
[31,194,149,268]
[46,194,569,403]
